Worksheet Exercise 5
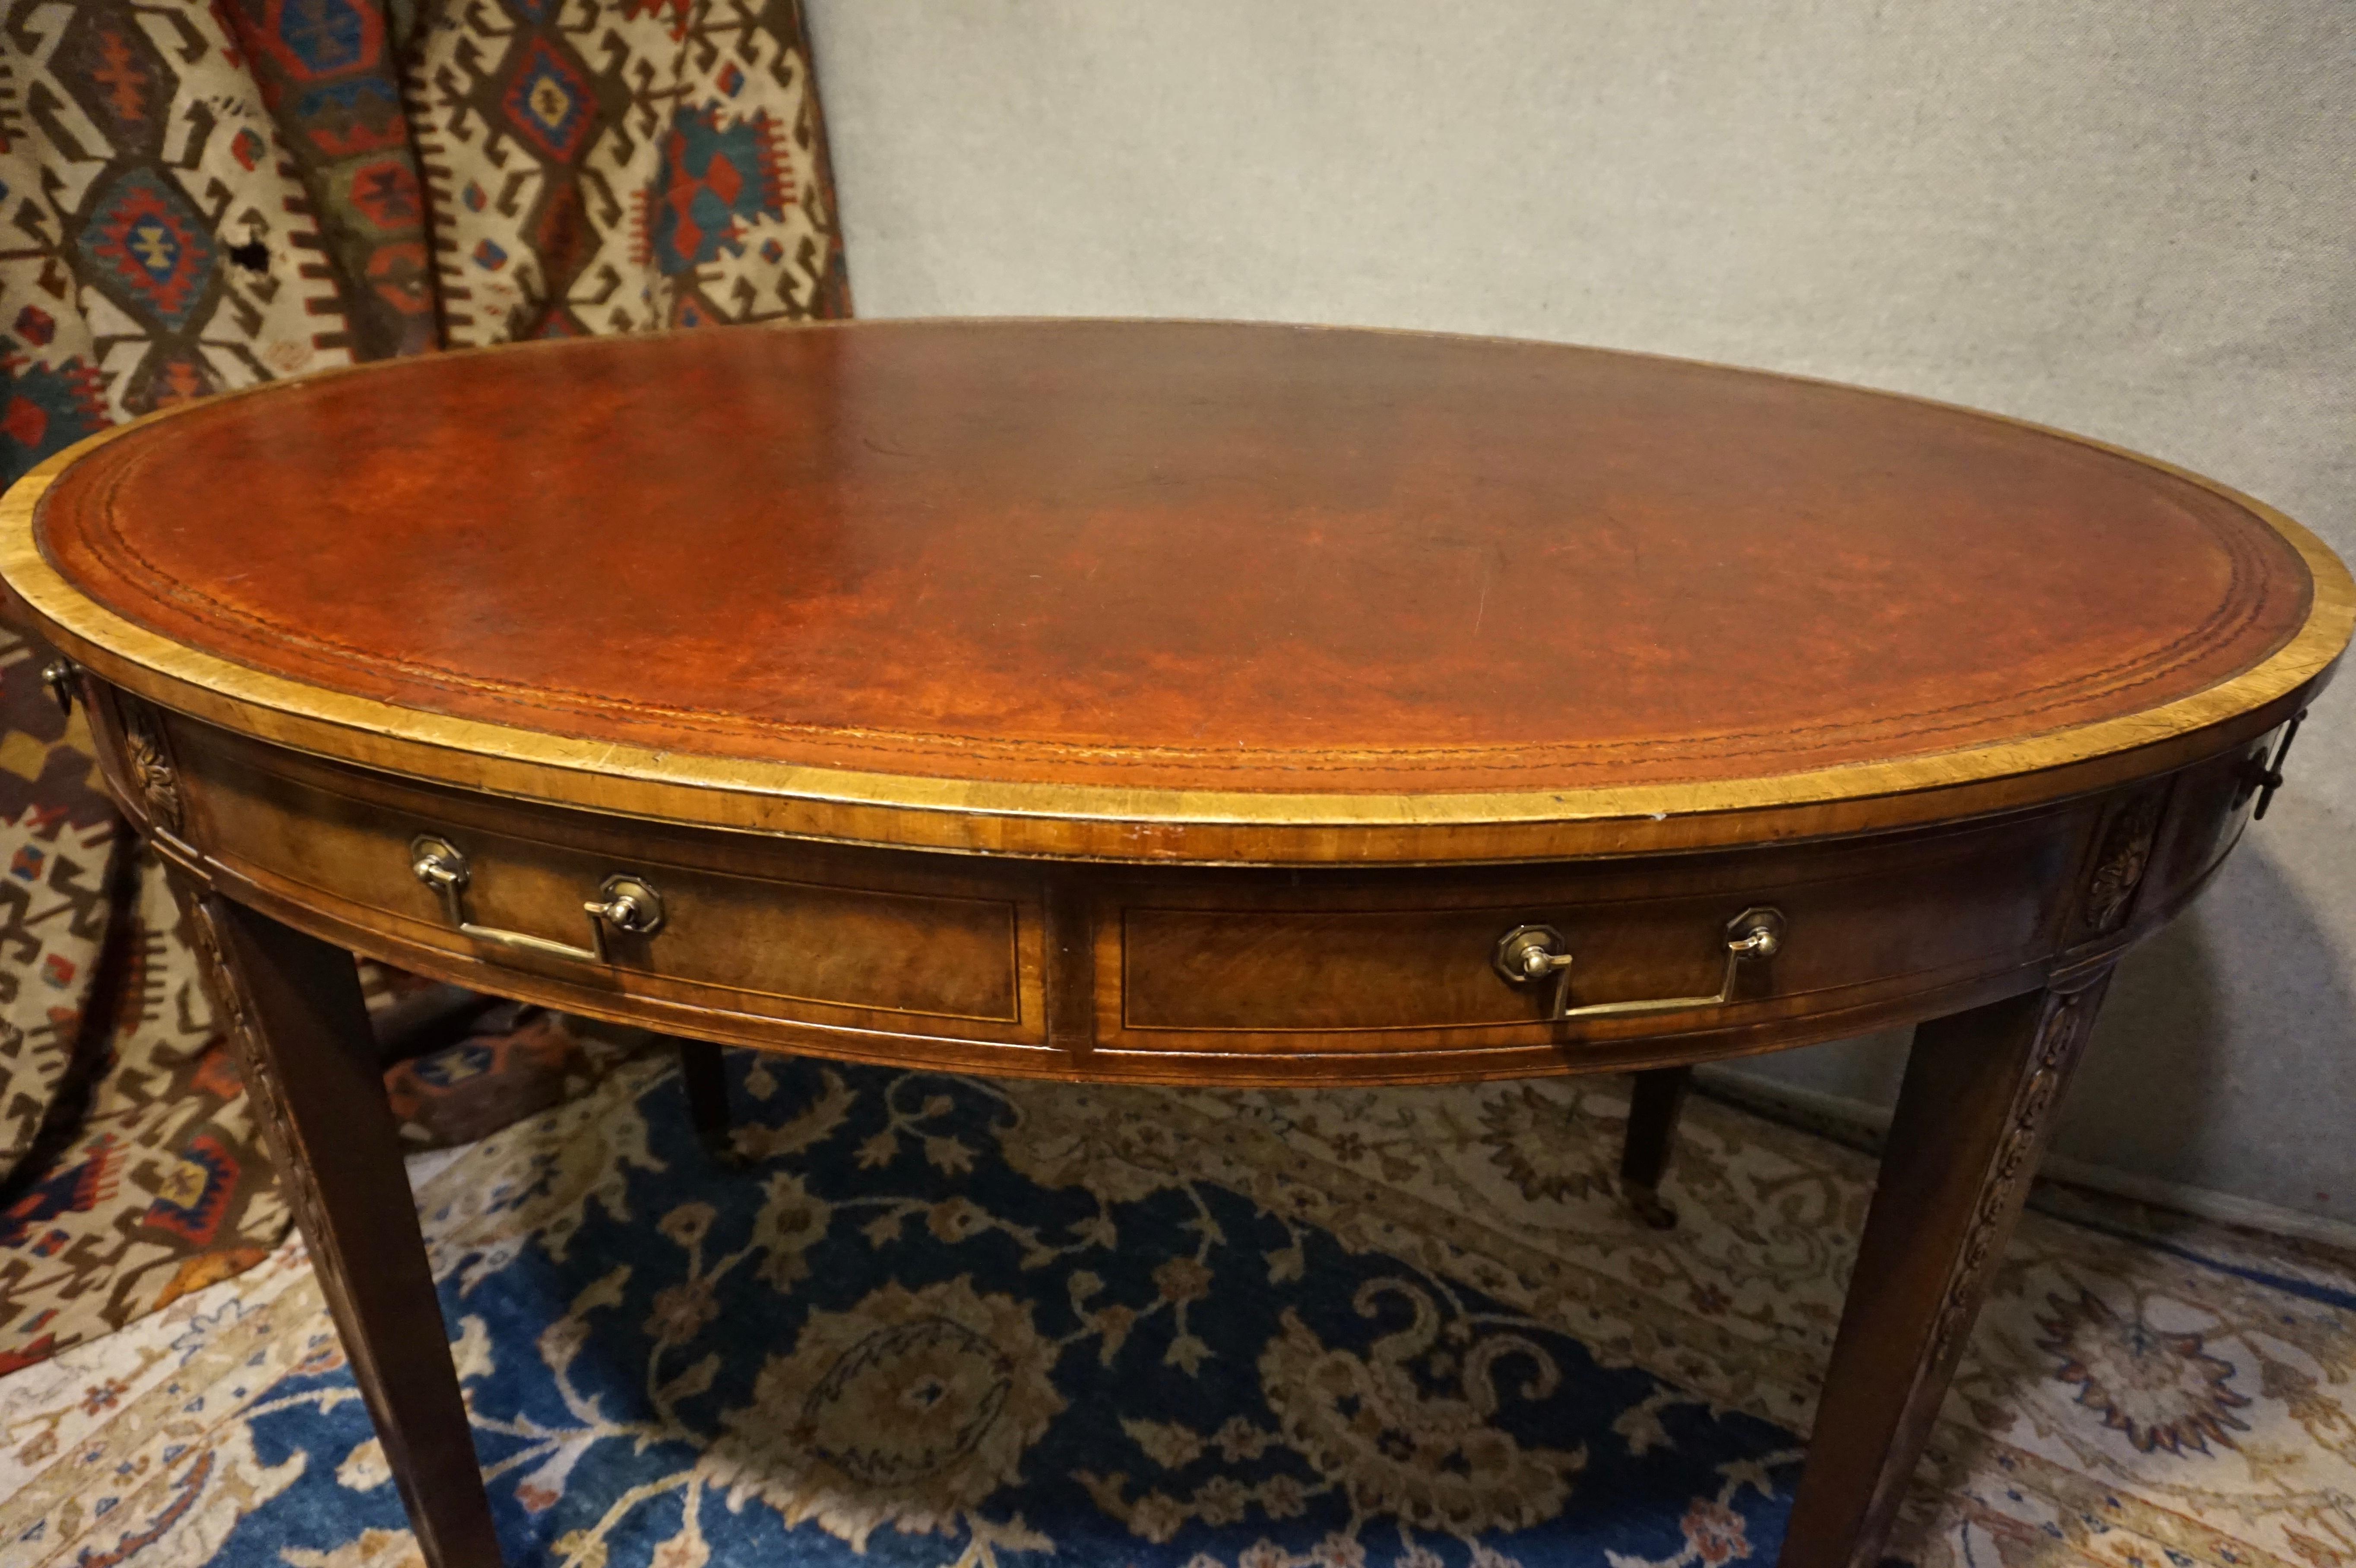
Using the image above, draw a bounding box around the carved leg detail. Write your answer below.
[677,1038,740,1167]
[1620,1065,1692,1229]
[1778,969,2112,1568]
[177,880,504,1568]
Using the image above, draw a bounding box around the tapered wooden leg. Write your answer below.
[1620,1065,1692,1229]
[677,1038,739,1165]
[1779,968,2112,1568]
[178,882,504,1568]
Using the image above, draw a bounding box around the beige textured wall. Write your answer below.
[800,0,2356,1223]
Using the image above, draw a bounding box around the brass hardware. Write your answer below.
[409,835,663,963]
[2250,708,2306,821]
[40,660,76,716]
[1495,907,1784,1021]
[586,878,664,936]
[1493,924,1577,987]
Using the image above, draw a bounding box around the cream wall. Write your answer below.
[799,0,2356,1226]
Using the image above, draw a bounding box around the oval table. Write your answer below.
[3,320,2346,1568]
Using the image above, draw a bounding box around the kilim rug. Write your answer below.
[4,1051,2353,1568]
[0,0,850,1374]
[405,0,850,343]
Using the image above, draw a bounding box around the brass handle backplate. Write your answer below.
[410,835,663,964]
[1495,907,1784,1021]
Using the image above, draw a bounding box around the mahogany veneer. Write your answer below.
[3,319,2346,1568]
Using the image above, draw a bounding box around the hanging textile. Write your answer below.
[0,0,850,1369]
[406,0,850,342]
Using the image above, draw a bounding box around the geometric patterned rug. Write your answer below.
[3,1043,2352,1567]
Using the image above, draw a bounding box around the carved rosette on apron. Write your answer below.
[120,700,184,835]
[2079,790,2166,934]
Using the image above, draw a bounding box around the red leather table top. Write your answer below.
[28,319,2321,798]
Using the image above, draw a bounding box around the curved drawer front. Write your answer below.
[143,710,1048,1052]
[1090,812,2090,1061]
[1080,733,2270,1075]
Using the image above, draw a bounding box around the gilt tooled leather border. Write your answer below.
[25,353,2318,795]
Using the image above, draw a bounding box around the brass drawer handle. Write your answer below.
[2249,707,2306,820]
[41,660,78,716]
[1494,907,1784,1021]
[410,835,663,964]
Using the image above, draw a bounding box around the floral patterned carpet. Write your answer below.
[3,1044,2352,1568]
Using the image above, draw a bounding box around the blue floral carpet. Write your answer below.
[11,1044,2356,1568]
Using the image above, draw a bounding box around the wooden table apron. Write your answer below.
[3,320,2348,1568]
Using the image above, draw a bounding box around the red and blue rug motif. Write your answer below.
[645,104,791,276]
[0,348,109,485]
[74,169,220,335]
[219,0,437,357]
